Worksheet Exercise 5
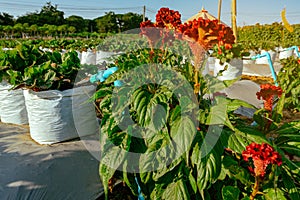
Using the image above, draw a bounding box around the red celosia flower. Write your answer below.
[155,7,181,29]
[297,59,300,64]
[256,84,282,111]
[242,142,282,178]
[140,8,182,48]
[177,17,235,52]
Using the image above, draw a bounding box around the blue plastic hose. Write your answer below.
[251,52,278,86]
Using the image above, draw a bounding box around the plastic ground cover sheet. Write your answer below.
[0,123,103,200]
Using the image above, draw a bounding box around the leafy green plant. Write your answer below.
[23,50,82,91]
[0,42,48,85]
[96,8,300,200]
[277,57,300,111]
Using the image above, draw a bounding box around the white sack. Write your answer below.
[214,58,243,81]
[24,85,99,144]
[0,81,28,124]
[81,49,96,65]
[96,50,116,64]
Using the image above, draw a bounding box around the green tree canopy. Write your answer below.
[0,12,14,26]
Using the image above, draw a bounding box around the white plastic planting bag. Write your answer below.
[81,49,96,65]
[256,50,276,64]
[96,50,117,64]
[214,58,243,81]
[243,50,256,65]
[76,50,82,62]
[23,85,99,144]
[0,81,28,124]
[279,48,294,60]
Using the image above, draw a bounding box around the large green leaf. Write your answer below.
[281,169,300,200]
[161,179,190,200]
[170,115,197,158]
[191,138,223,191]
[264,188,287,200]
[277,121,300,134]
[221,125,268,153]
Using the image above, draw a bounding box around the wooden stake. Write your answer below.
[143,5,146,22]
[232,0,237,43]
[218,0,222,23]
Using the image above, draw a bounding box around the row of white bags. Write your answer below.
[243,48,296,65]
[0,83,99,144]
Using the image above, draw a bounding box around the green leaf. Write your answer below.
[189,171,197,194]
[226,98,257,112]
[222,186,240,200]
[282,169,300,200]
[161,179,190,200]
[222,155,252,186]
[264,188,287,200]
[170,115,196,157]
[195,140,223,191]
[277,121,300,135]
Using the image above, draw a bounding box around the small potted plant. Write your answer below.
[211,42,250,80]
[0,43,48,124]
[21,48,99,144]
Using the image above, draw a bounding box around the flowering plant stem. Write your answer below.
[250,176,261,200]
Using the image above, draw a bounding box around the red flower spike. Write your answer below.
[242,142,282,178]
[256,84,282,111]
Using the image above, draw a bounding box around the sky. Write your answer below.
[1,0,300,26]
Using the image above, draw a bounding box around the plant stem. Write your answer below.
[250,176,260,200]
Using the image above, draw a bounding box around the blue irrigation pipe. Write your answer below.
[135,177,145,200]
[251,52,278,86]
[283,45,300,58]
[90,66,122,87]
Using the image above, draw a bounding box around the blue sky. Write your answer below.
[1,0,300,26]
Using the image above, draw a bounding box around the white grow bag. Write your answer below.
[23,85,99,144]
[0,81,28,124]
[243,50,256,65]
[279,48,294,60]
[214,58,243,81]
[96,50,118,64]
[81,50,96,65]
[256,50,276,64]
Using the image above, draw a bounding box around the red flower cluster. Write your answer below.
[177,18,235,50]
[155,7,182,29]
[140,8,182,48]
[256,84,283,111]
[242,142,282,178]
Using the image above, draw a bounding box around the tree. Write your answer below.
[94,12,119,33]
[16,12,39,26]
[13,23,24,38]
[118,12,144,32]
[65,15,86,32]
[38,2,65,26]
[0,12,14,26]
[68,26,76,35]
[57,24,68,37]
[3,25,13,38]
[29,24,38,37]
